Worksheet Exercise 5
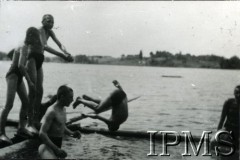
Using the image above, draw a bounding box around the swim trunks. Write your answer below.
[28,52,44,70]
[49,137,62,148]
[111,89,127,106]
[6,65,23,86]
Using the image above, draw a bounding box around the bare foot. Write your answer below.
[112,80,120,88]
[72,97,82,109]
[0,134,12,144]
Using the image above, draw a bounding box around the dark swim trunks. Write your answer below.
[111,89,127,106]
[28,52,45,70]
[49,137,62,148]
[6,65,23,86]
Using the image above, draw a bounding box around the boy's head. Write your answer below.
[42,14,54,30]
[57,85,74,107]
[25,27,41,45]
[234,85,240,101]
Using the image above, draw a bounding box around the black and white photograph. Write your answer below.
[0,1,239,159]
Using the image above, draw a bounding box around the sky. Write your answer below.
[0,1,240,58]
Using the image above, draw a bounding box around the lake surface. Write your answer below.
[0,61,239,159]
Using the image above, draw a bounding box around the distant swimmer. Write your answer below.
[73,80,128,131]
[27,14,74,128]
[0,27,40,144]
[38,85,81,159]
[215,85,240,148]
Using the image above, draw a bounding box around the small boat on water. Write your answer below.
[162,75,182,78]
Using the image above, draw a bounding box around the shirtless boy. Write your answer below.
[38,85,81,159]
[26,14,74,127]
[0,27,40,144]
[73,80,128,131]
[217,85,240,148]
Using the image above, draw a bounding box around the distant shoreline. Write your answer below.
[1,60,239,71]
[1,51,239,69]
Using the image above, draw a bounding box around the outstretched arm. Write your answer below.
[49,30,67,54]
[44,45,73,62]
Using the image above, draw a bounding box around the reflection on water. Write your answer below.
[0,62,239,159]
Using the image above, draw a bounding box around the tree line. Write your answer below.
[0,50,239,69]
[144,50,240,69]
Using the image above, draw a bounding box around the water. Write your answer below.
[0,61,239,159]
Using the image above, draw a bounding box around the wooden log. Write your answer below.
[78,127,201,142]
[6,119,202,142]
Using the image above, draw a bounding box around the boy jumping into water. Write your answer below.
[0,27,40,144]
[38,85,81,159]
[26,14,74,128]
[73,80,128,131]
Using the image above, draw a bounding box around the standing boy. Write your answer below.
[0,27,40,144]
[27,14,74,128]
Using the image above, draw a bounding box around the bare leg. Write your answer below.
[73,97,99,110]
[17,82,38,135]
[75,94,112,114]
[94,94,113,113]
[34,68,44,125]
[82,94,101,104]
[0,75,18,143]
[26,59,37,127]
[17,82,28,129]
[85,114,111,125]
